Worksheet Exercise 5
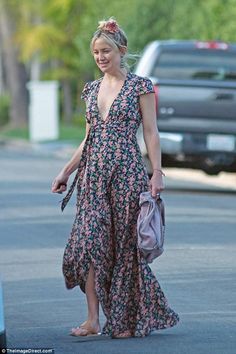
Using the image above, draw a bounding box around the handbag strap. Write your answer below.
[158,198,165,226]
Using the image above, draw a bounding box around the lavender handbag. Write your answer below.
[137,191,165,263]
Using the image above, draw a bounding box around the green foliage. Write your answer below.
[166,0,236,42]
[73,0,236,73]
[0,95,10,127]
[0,126,29,140]
[7,0,236,77]
[59,123,85,141]
[0,123,85,142]
[71,113,86,128]
[16,0,84,79]
[5,0,236,126]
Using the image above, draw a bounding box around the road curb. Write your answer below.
[164,168,236,192]
[1,139,236,192]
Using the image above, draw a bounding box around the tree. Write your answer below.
[0,0,28,127]
[2,0,236,128]
[165,0,236,42]
[16,0,88,124]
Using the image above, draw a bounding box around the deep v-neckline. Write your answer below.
[96,72,129,122]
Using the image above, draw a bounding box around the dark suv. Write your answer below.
[135,40,236,174]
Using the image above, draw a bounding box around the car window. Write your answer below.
[152,49,236,81]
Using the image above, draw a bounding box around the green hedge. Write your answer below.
[0,95,10,127]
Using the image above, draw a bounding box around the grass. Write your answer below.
[0,123,86,142]
[0,127,29,140]
[60,123,85,141]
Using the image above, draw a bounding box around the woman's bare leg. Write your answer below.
[85,264,100,327]
[71,264,101,336]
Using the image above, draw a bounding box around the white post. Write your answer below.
[28,81,59,142]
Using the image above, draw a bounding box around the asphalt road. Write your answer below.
[0,148,236,354]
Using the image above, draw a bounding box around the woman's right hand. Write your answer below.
[51,171,69,194]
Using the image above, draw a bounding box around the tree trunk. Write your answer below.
[62,79,73,124]
[0,13,8,96]
[0,1,28,127]
[0,39,6,94]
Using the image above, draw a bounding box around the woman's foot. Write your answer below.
[70,320,101,337]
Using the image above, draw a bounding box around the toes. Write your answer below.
[70,322,101,337]
[70,327,88,336]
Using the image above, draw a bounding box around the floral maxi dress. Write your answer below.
[62,72,179,337]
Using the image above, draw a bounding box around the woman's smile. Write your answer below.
[93,37,123,73]
[99,61,109,66]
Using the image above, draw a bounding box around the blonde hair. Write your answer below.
[90,18,128,68]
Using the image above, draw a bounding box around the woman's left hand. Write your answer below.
[149,170,165,197]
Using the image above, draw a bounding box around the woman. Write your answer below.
[52,18,179,338]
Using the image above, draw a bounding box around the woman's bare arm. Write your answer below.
[140,92,164,195]
[51,122,90,193]
[61,122,90,176]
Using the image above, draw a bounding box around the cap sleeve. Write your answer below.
[81,82,91,101]
[81,82,92,124]
[137,77,155,96]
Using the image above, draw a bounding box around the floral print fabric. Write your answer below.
[62,72,179,337]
